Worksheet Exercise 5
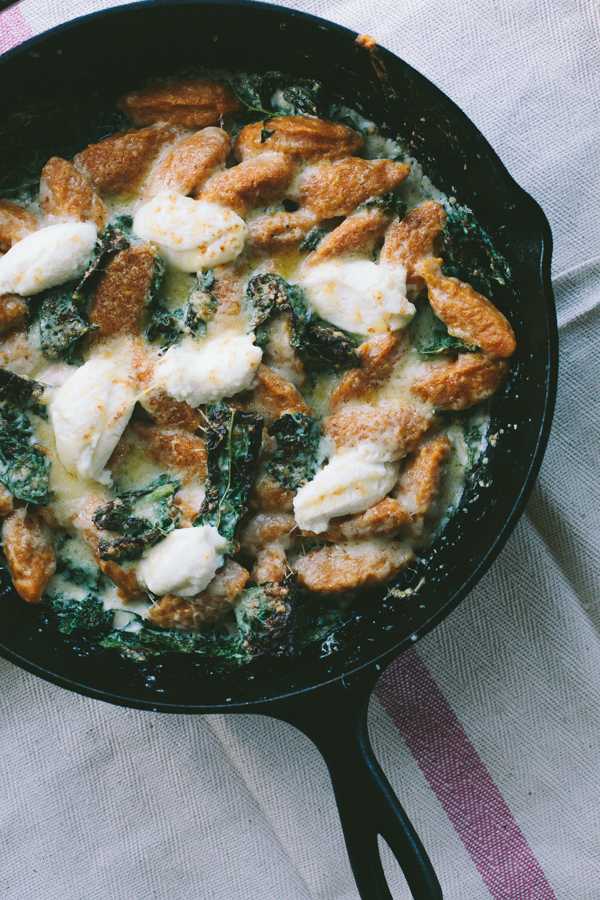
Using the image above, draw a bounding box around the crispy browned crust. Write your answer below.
[249,471,295,513]
[241,365,312,425]
[0,200,39,250]
[329,331,409,412]
[323,401,433,459]
[39,157,108,231]
[418,258,516,358]
[0,294,27,335]
[89,244,158,337]
[132,422,207,485]
[247,209,318,250]
[251,547,288,584]
[147,559,250,630]
[117,77,242,128]
[394,434,451,537]
[294,158,411,219]
[379,200,446,295]
[306,207,392,265]
[238,512,297,554]
[294,540,413,593]
[2,507,56,603]
[411,354,510,410]
[234,116,364,161]
[211,267,245,325]
[73,125,183,194]
[0,483,14,516]
[144,126,231,199]
[306,497,412,542]
[199,153,296,217]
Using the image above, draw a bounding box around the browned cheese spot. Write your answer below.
[199,153,296,218]
[132,422,207,485]
[147,559,250,630]
[418,257,516,359]
[293,158,410,220]
[73,125,184,194]
[323,401,433,459]
[1,507,56,603]
[117,77,242,128]
[89,244,159,338]
[144,126,231,199]
[0,200,39,250]
[234,116,364,162]
[294,541,413,594]
[39,157,108,232]
[379,200,446,296]
[329,331,409,412]
[0,294,27,335]
[411,353,510,410]
[306,207,392,265]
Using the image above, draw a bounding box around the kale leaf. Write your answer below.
[41,593,111,635]
[267,413,320,491]
[246,273,361,369]
[359,191,407,219]
[93,474,180,562]
[195,403,264,543]
[419,332,478,357]
[234,577,298,659]
[146,269,217,349]
[229,72,328,119]
[442,201,510,297]
[0,368,51,504]
[299,227,327,252]
[100,611,245,662]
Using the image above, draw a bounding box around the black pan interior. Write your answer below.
[0,0,557,712]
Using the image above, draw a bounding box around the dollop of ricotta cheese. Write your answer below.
[50,354,137,485]
[293,449,398,534]
[154,334,262,407]
[133,191,247,271]
[0,222,97,296]
[137,525,229,597]
[300,259,415,336]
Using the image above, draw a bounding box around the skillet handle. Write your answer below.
[274,673,443,900]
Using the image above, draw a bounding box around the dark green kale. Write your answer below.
[229,72,328,119]
[235,577,298,659]
[246,273,361,369]
[93,474,180,563]
[419,332,478,357]
[0,368,51,504]
[299,227,327,252]
[267,413,320,490]
[100,612,245,662]
[296,597,346,649]
[261,124,275,143]
[442,201,510,297]
[359,191,406,219]
[30,221,134,361]
[195,403,264,543]
[41,594,111,635]
[146,269,216,348]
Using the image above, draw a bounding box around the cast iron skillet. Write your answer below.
[0,2,557,897]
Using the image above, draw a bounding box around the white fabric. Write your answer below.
[1,2,599,898]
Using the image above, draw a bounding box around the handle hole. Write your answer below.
[377,834,414,900]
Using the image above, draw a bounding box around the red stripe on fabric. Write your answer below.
[0,6,33,55]
[375,648,556,900]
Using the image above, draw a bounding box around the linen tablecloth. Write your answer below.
[1,1,599,897]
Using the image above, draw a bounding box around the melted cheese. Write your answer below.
[133,191,247,271]
[137,524,229,597]
[299,259,415,336]
[154,334,262,406]
[293,449,398,534]
[0,222,97,296]
[50,352,137,485]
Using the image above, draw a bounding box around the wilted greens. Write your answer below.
[442,202,510,297]
[0,368,51,504]
[235,577,298,659]
[267,413,320,491]
[146,269,217,348]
